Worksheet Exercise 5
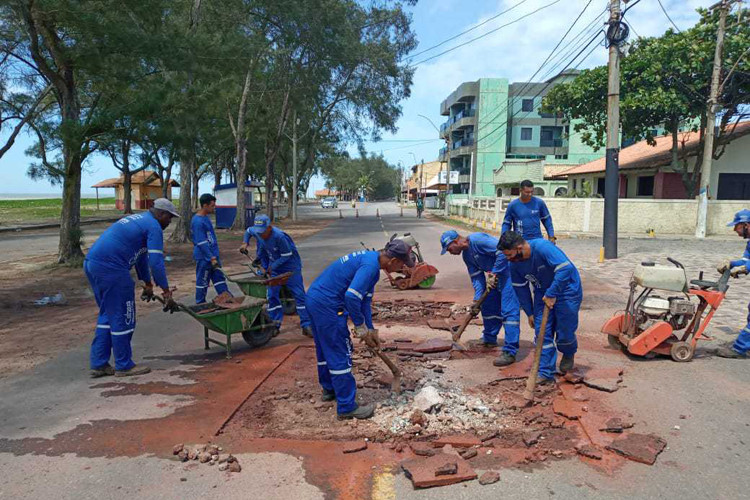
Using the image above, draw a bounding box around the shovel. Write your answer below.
[451,288,490,348]
[357,329,402,394]
[523,305,551,406]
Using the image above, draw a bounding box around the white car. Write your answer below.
[321,197,338,208]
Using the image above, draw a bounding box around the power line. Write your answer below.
[378,139,442,152]
[411,0,563,66]
[656,0,682,32]
[406,0,530,60]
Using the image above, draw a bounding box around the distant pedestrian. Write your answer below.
[84,199,179,378]
[716,209,750,358]
[416,196,424,218]
[502,179,555,242]
[191,193,232,304]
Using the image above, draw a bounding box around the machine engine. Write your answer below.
[634,294,696,332]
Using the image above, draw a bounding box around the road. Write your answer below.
[1,201,749,499]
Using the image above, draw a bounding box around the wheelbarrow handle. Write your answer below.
[149,294,190,314]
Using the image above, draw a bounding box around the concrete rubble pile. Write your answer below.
[172,443,242,473]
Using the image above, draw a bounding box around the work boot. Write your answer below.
[537,377,556,386]
[321,388,336,402]
[493,352,516,367]
[115,364,151,377]
[715,345,747,359]
[90,364,115,378]
[559,354,575,374]
[301,326,313,338]
[337,403,375,420]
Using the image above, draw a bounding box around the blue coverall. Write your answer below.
[244,226,311,329]
[306,250,379,414]
[462,233,521,354]
[730,240,750,354]
[191,214,231,304]
[509,239,582,380]
[502,197,554,240]
[84,212,169,371]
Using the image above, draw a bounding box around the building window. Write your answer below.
[573,179,577,191]
[522,99,534,112]
[597,177,606,196]
[637,175,655,196]
[520,127,532,141]
[718,173,750,200]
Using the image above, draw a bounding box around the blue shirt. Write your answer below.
[461,233,511,301]
[308,250,380,328]
[509,239,581,316]
[730,240,750,268]
[86,212,169,289]
[247,226,302,274]
[502,197,554,240]
[191,214,220,262]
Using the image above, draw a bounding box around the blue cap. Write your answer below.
[440,230,459,255]
[251,214,271,234]
[727,209,750,227]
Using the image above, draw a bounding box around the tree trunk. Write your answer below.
[123,169,133,214]
[170,148,194,243]
[266,147,275,221]
[192,168,200,210]
[58,149,84,264]
[231,69,253,230]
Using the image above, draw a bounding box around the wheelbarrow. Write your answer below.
[157,295,277,359]
[224,270,297,315]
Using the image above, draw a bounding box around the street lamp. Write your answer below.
[418,114,451,216]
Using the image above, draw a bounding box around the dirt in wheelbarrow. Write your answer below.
[221,326,651,472]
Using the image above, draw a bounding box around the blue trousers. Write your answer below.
[84,260,137,371]
[481,278,521,355]
[533,293,581,380]
[306,293,357,414]
[732,302,750,354]
[267,270,311,328]
[195,260,230,304]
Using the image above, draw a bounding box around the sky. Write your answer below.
[0,0,711,197]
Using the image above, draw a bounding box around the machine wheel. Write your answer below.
[607,334,623,350]
[670,341,694,362]
[242,311,275,348]
[395,278,410,290]
[417,275,436,289]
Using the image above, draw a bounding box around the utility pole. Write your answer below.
[603,0,622,260]
[291,110,298,221]
[443,136,451,216]
[696,0,733,238]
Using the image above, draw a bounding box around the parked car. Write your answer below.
[321,197,338,208]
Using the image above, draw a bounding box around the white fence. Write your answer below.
[449,197,747,236]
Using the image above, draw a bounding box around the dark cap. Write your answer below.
[384,239,416,268]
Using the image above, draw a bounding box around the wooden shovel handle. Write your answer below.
[523,305,551,404]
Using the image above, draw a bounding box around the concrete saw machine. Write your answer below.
[383,233,439,290]
[602,258,732,362]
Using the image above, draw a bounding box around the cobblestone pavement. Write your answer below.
[559,236,750,343]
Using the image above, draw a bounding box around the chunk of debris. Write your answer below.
[401,454,477,488]
[459,449,478,460]
[206,444,219,456]
[228,461,242,473]
[479,430,498,442]
[552,399,584,420]
[413,386,444,413]
[582,367,624,393]
[410,442,437,457]
[432,434,482,449]
[599,417,634,433]
[412,338,453,353]
[523,431,542,447]
[576,444,603,460]
[606,434,667,465]
[434,461,458,476]
[198,452,212,463]
[172,443,184,455]
[409,410,427,427]
[343,441,368,454]
[479,471,500,485]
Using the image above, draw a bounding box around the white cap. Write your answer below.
[153,198,180,217]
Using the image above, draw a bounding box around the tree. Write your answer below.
[543,8,749,197]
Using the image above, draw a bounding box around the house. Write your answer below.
[403,161,444,201]
[91,170,179,210]
[436,71,604,198]
[557,121,750,199]
[315,188,339,199]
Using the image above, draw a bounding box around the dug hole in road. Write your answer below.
[0,202,749,499]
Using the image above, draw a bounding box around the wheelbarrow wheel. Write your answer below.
[280,286,297,315]
[242,311,275,348]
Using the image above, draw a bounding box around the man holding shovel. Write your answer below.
[306,240,415,420]
[240,215,312,337]
[498,231,582,384]
[191,194,232,304]
[440,230,520,367]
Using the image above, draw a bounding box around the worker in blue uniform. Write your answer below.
[84,198,179,378]
[502,179,555,241]
[716,209,750,358]
[440,230,520,367]
[307,240,415,420]
[498,230,582,382]
[191,193,232,304]
[242,215,312,337]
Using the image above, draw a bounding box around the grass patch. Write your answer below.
[0,197,119,224]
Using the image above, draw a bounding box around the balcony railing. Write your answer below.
[540,138,564,148]
[452,137,475,149]
[440,108,476,135]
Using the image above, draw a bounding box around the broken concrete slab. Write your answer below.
[426,319,453,331]
[432,434,482,449]
[401,453,477,488]
[552,399,585,420]
[434,462,458,476]
[459,449,478,460]
[413,386,444,413]
[599,417,635,433]
[409,442,437,457]
[576,444,603,460]
[606,433,667,465]
[523,431,542,447]
[582,367,625,393]
[478,471,500,485]
[412,338,454,354]
[343,441,368,454]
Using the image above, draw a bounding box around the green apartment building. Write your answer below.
[438,71,604,198]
